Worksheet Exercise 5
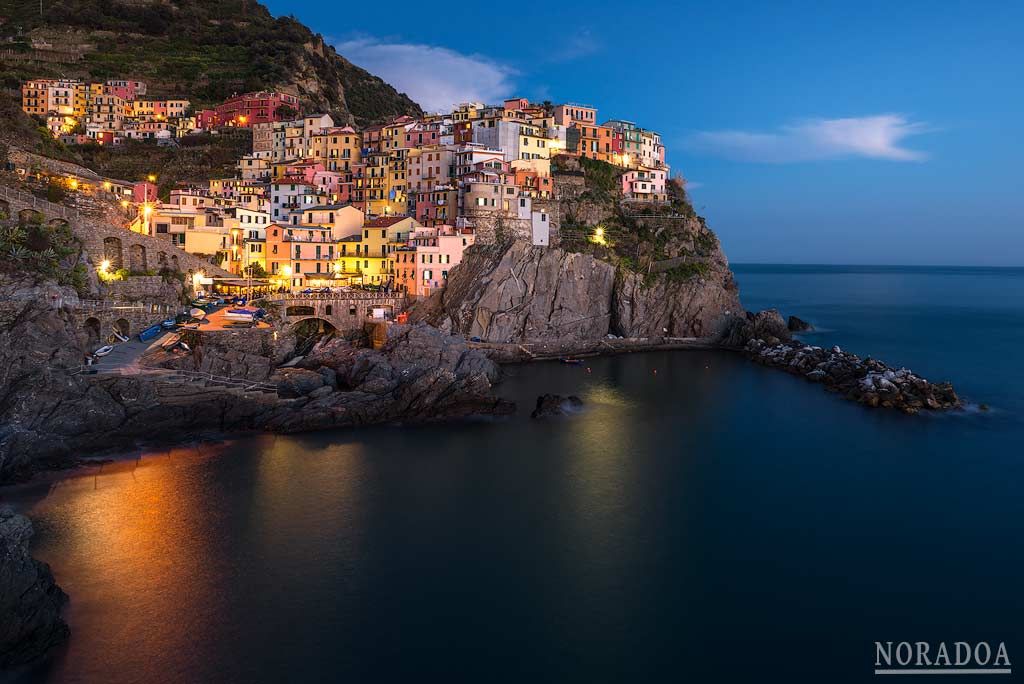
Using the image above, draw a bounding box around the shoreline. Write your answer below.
[1,331,966,491]
[2,341,726,490]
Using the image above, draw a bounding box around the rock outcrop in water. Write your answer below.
[720,310,961,413]
[531,394,584,418]
[0,508,69,667]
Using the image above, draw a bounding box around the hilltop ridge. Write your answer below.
[0,0,423,126]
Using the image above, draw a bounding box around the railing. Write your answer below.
[161,369,278,394]
[0,184,80,220]
[66,365,277,393]
[262,292,404,302]
[67,300,182,313]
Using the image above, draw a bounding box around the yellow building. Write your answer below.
[324,127,361,173]
[334,218,405,285]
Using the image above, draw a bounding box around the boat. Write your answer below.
[224,307,259,322]
[112,331,129,342]
[93,345,114,357]
[178,342,191,353]
[161,318,177,328]
[560,358,583,365]
[139,324,163,342]
[189,307,206,320]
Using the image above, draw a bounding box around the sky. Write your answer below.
[265,0,1024,266]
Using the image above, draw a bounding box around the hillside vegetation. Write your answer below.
[0,0,422,126]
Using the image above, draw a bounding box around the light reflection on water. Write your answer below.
[4,337,1022,683]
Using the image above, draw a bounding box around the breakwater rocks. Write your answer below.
[0,508,70,668]
[743,339,961,413]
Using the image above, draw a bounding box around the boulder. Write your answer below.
[272,368,325,398]
[530,394,584,418]
[787,315,813,332]
[718,309,792,347]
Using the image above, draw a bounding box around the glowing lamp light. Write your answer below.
[69,179,79,190]
[103,181,112,191]
[99,259,111,272]
[147,174,156,183]
[121,200,130,209]
[282,266,292,277]
[142,204,153,217]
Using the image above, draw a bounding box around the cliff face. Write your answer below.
[0,508,69,668]
[416,159,743,346]
[425,242,616,343]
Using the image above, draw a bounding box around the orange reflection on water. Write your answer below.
[25,443,240,683]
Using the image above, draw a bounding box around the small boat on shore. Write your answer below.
[161,318,177,328]
[93,345,114,357]
[224,307,258,322]
[560,358,583,365]
[189,307,206,320]
[112,331,129,343]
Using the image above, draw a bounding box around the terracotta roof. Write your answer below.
[364,216,411,228]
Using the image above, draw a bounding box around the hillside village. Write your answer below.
[15,79,673,298]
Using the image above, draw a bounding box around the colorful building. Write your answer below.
[215,91,300,128]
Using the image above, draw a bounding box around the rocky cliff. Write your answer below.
[0,508,69,668]
[415,159,742,347]
[0,272,511,483]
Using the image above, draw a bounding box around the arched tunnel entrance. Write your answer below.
[292,318,338,355]
[84,317,101,346]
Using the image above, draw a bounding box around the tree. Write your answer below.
[245,262,267,278]
[274,104,298,120]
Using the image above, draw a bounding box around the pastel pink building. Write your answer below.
[106,79,146,100]
[621,168,667,201]
[394,225,475,296]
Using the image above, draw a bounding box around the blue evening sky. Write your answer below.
[266,0,1023,266]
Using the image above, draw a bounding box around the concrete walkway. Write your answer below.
[89,332,173,375]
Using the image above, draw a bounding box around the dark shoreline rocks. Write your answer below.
[531,394,584,418]
[787,315,813,332]
[0,507,69,668]
[743,339,960,413]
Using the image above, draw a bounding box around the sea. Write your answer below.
[4,264,1023,683]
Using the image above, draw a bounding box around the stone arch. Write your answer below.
[103,236,123,270]
[48,218,69,230]
[84,317,101,345]
[18,208,44,226]
[128,243,147,272]
[114,318,130,338]
[292,317,337,338]
[286,305,315,317]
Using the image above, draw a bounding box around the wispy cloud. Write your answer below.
[547,29,601,62]
[333,37,516,112]
[685,115,932,163]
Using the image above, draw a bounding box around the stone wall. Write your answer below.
[1,182,231,280]
[272,295,408,334]
[102,276,184,305]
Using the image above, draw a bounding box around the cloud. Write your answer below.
[548,29,601,62]
[333,37,517,112]
[685,115,931,162]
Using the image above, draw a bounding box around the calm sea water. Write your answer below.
[5,265,1023,683]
